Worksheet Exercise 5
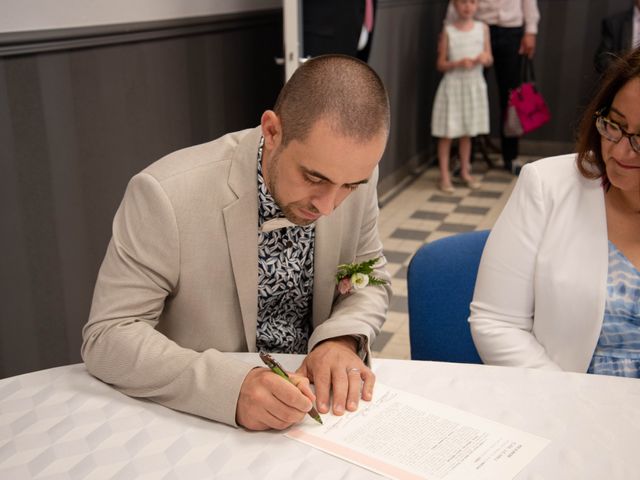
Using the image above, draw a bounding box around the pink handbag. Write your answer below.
[503,59,551,138]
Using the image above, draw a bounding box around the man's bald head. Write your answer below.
[273,55,390,146]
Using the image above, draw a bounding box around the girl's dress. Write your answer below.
[431,21,490,139]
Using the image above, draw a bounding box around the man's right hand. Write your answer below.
[236,367,316,430]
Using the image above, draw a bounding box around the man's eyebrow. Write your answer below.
[303,166,369,186]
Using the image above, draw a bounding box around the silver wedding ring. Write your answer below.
[347,367,361,375]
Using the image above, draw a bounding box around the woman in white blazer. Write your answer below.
[470,47,640,376]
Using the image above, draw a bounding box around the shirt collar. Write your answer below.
[257,136,283,226]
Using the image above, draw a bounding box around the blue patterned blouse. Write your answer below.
[588,241,640,378]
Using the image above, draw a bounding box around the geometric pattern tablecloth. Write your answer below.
[3,356,640,479]
[0,363,376,480]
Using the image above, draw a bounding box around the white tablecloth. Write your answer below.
[1,354,639,479]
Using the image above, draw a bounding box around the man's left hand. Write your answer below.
[297,336,375,415]
[519,33,536,59]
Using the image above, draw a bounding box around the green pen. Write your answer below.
[259,352,323,425]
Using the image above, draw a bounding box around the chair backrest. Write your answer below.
[407,229,490,363]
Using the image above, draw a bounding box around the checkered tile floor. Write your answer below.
[371,156,524,360]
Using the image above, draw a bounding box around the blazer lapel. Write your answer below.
[223,127,262,351]
[312,208,343,328]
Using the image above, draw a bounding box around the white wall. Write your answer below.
[0,0,282,33]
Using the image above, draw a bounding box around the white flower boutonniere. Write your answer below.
[336,257,387,295]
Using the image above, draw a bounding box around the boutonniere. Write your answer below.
[335,257,387,295]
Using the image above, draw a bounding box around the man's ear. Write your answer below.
[260,110,282,151]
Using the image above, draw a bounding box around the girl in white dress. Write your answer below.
[431,0,492,193]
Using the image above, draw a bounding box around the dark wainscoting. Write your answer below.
[371,0,450,195]
[0,10,284,378]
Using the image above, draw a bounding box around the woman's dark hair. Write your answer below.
[576,47,640,180]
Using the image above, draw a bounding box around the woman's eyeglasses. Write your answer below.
[595,115,640,154]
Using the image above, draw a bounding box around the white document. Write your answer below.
[286,383,549,480]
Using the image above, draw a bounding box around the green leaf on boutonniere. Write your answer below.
[335,256,387,288]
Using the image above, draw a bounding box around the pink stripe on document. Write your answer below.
[287,429,427,480]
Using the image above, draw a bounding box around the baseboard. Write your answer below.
[486,137,574,158]
[378,150,435,207]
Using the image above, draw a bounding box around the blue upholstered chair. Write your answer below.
[407,229,490,363]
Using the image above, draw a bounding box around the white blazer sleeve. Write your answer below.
[469,164,561,370]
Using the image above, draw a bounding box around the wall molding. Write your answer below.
[0,9,281,57]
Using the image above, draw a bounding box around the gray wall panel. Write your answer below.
[0,11,283,378]
[0,60,41,378]
[38,53,89,366]
[371,0,449,191]
[3,55,71,376]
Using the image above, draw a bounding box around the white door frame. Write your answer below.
[282,0,305,81]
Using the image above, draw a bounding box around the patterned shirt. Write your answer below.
[255,138,316,354]
[588,241,640,378]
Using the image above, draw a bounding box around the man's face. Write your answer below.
[261,116,387,226]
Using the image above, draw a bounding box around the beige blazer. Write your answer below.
[82,127,391,426]
[470,154,608,372]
